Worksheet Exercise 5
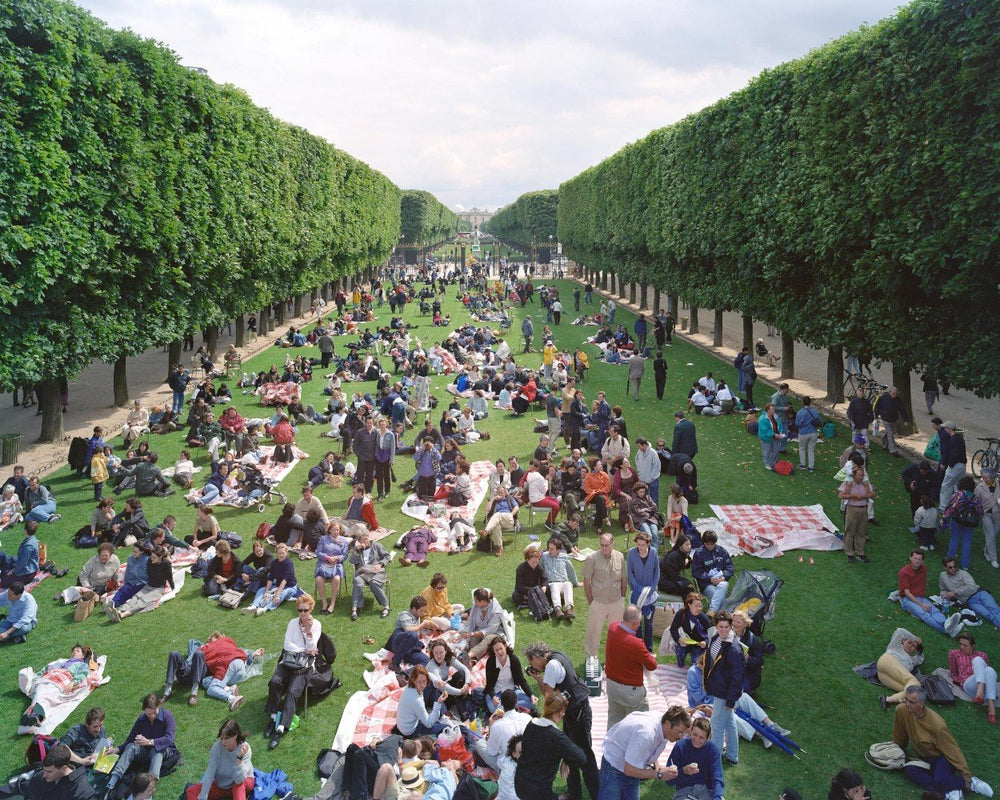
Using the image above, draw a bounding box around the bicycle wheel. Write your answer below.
[970,449,998,478]
[842,374,859,403]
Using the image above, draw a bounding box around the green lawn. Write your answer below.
[4,279,996,799]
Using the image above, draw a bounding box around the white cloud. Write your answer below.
[76,0,905,209]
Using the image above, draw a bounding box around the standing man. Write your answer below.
[351,416,378,495]
[524,641,600,800]
[874,386,909,458]
[582,533,627,662]
[584,281,594,305]
[607,298,616,324]
[567,389,586,452]
[633,315,648,351]
[551,298,563,325]
[168,365,191,418]
[604,605,659,728]
[521,315,534,354]
[671,411,698,459]
[846,387,875,440]
[627,351,645,402]
[893,684,993,798]
[596,707,691,800]
[317,329,335,369]
[634,437,662,505]
[939,421,967,511]
[545,390,562,446]
[573,286,581,312]
[653,351,668,401]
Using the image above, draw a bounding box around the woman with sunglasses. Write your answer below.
[264,594,321,750]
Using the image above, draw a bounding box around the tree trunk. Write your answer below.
[36,378,64,443]
[713,309,724,347]
[689,306,699,335]
[167,341,182,380]
[668,293,679,318]
[826,348,844,403]
[629,282,636,305]
[275,302,285,326]
[893,363,916,436]
[113,356,129,407]
[235,316,245,348]
[618,278,626,301]
[742,314,754,351]
[293,294,303,319]
[601,271,608,291]
[639,285,648,310]
[206,325,219,361]
[780,331,795,379]
[653,287,661,315]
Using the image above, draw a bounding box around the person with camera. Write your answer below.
[876,628,924,710]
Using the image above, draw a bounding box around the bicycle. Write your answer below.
[971,437,1000,478]
[837,372,886,406]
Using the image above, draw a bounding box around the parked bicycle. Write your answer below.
[972,437,1000,478]
[836,372,887,406]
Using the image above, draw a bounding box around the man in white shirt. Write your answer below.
[699,372,717,395]
[601,426,631,466]
[633,438,662,504]
[475,690,531,771]
[688,388,721,417]
[599,707,691,796]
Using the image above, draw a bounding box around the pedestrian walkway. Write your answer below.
[578,278,998,467]
[2,312,316,478]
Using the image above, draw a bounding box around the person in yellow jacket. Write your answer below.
[419,572,465,631]
[91,449,109,502]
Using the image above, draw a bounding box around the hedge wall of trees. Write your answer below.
[557,0,1000,398]
[485,190,558,252]
[0,0,401,439]
[399,190,463,246]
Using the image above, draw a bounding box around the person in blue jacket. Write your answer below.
[665,717,725,800]
[702,611,745,766]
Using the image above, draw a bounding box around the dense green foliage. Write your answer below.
[399,190,463,247]
[558,0,1000,396]
[485,189,558,252]
[0,0,401,392]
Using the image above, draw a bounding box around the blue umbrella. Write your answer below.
[735,709,804,759]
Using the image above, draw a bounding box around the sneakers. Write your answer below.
[768,723,791,736]
[364,648,389,662]
[380,606,391,618]
[944,611,964,638]
[992,560,1000,569]
[945,791,964,800]
[761,735,773,748]
[106,605,122,623]
[564,606,576,620]
[241,606,256,615]
[970,776,993,797]
[229,694,245,711]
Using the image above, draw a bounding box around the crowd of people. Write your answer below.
[1,263,997,800]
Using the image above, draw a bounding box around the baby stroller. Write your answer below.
[720,568,783,639]
[236,463,287,513]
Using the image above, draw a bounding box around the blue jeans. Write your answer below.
[203,658,251,703]
[966,589,1000,629]
[703,580,729,612]
[711,698,739,763]
[199,484,220,504]
[900,596,947,635]
[172,389,185,416]
[947,522,974,570]
[760,439,780,468]
[109,743,164,786]
[903,755,965,793]
[250,586,298,612]
[25,502,57,522]
[485,690,532,714]
[596,758,638,800]
[647,478,660,506]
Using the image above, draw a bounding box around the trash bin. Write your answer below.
[0,433,21,466]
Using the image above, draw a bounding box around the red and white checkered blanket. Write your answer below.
[709,503,842,557]
[400,460,494,552]
[256,381,301,406]
[184,446,306,506]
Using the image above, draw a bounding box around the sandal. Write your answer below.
[363,636,376,645]
[188,695,198,706]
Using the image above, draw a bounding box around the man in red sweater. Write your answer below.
[162,632,264,710]
[604,604,659,728]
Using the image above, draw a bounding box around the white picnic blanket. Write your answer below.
[18,655,110,735]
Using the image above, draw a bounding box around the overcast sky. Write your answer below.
[75,0,905,211]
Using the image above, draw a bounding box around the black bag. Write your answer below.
[476,535,492,553]
[919,673,956,705]
[526,585,552,622]
[316,748,344,780]
[279,650,315,674]
[74,525,99,548]
[218,531,243,549]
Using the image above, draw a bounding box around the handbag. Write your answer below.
[279,650,315,674]
[218,588,245,609]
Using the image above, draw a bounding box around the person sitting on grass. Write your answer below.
[184,719,254,800]
[107,546,174,624]
[241,543,298,617]
[0,581,37,644]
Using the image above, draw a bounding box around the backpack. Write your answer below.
[67,437,89,470]
[923,433,940,461]
[953,496,981,528]
[25,734,57,767]
[74,525,99,548]
[822,421,837,439]
[864,741,906,771]
[255,522,272,541]
[218,531,243,549]
[733,352,746,370]
[774,460,795,476]
[526,585,552,622]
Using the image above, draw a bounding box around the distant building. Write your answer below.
[457,208,494,234]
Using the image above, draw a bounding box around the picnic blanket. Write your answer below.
[400,460,493,552]
[18,655,110,735]
[709,503,842,557]
[184,445,306,506]
[256,381,301,406]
